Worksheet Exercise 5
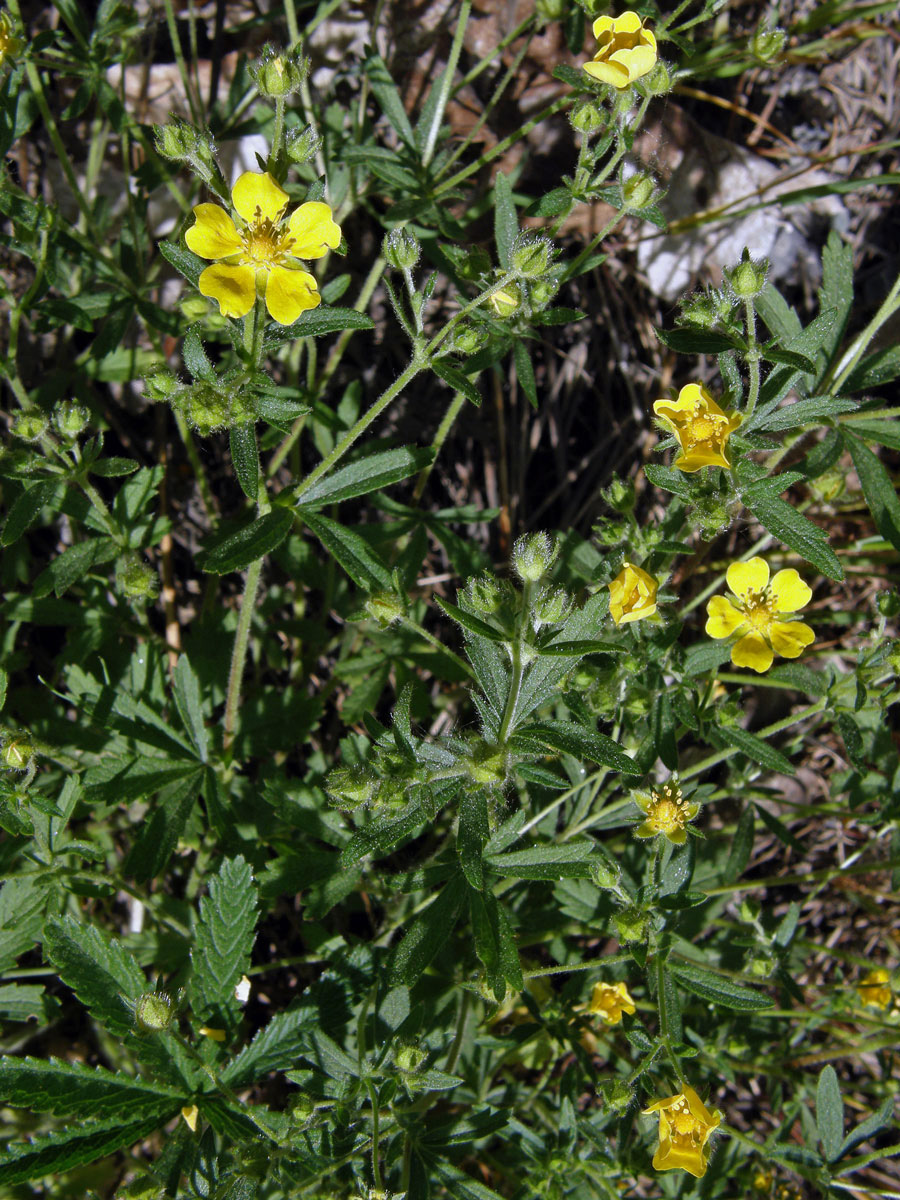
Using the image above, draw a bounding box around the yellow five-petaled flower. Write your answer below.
[583,12,657,89]
[857,968,892,1010]
[608,561,658,625]
[633,781,699,845]
[644,1084,722,1178]
[705,557,814,674]
[653,383,742,473]
[589,980,636,1024]
[185,171,341,325]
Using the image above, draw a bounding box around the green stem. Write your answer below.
[679,698,827,782]
[445,988,471,1075]
[163,0,202,124]
[560,208,626,282]
[421,0,472,168]
[399,615,476,680]
[496,580,533,745]
[426,272,518,357]
[742,297,761,422]
[829,267,900,393]
[294,360,422,500]
[222,555,264,757]
[271,96,286,166]
[412,391,466,503]
[364,1078,384,1190]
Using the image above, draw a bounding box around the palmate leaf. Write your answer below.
[0,1111,175,1186]
[189,855,258,1028]
[221,1003,319,1089]
[0,1056,186,1119]
[42,916,146,1036]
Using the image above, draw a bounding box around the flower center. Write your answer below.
[685,413,725,447]
[669,1098,702,1143]
[241,213,294,268]
[742,588,774,632]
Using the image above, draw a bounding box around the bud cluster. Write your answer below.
[144,370,259,437]
[154,119,222,191]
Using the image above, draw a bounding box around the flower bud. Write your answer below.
[143,366,181,401]
[590,860,620,890]
[155,118,199,162]
[394,1041,426,1073]
[383,227,421,270]
[488,283,521,318]
[451,322,488,356]
[117,558,159,604]
[289,1093,316,1126]
[53,401,90,439]
[466,740,508,787]
[641,61,673,96]
[365,591,406,627]
[135,991,175,1033]
[598,1078,632,1113]
[252,45,309,97]
[678,291,721,329]
[603,474,635,514]
[179,382,257,436]
[512,532,557,583]
[0,12,23,65]
[751,25,787,62]
[724,248,769,299]
[511,234,553,280]
[533,586,570,626]
[535,0,567,21]
[614,907,648,944]
[286,124,322,164]
[621,171,657,212]
[1,734,35,771]
[12,412,49,443]
[570,98,606,134]
[326,765,378,809]
[466,575,504,614]
[528,279,558,309]
[877,589,900,618]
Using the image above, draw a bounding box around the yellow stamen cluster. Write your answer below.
[634,781,699,845]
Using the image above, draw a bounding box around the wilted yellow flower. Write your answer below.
[608,561,658,625]
[583,12,657,89]
[705,557,814,674]
[653,383,742,472]
[0,10,22,66]
[198,1025,227,1041]
[488,284,521,317]
[857,968,891,1010]
[633,780,698,845]
[185,171,341,324]
[644,1084,722,1178]
[181,1104,199,1131]
[589,980,636,1024]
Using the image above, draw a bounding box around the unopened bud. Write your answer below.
[512,531,556,583]
[466,575,504,614]
[383,228,421,270]
[614,907,648,944]
[252,45,308,97]
[511,235,553,280]
[678,291,720,329]
[488,283,521,318]
[452,323,488,355]
[365,591,406,627]
[621,171,657,212]
[1,735,35,771]
[751,25,787,62]
[394,1042,426,1073]
[642,61,673,96]
[529,279,558,308]
[135,991,175,1033]
[535,0,567,21]
[143,366,181,401]
[570,97,606,134]
[725,248,769,300]
[117,558,159,604]
[286,124,322,164]
[590,860,620,890]
[598,1078,632,1113]
[53,401,90,439]
[326,765,378,809]
[603,475,635,514]
[155,118,199,162]
[533,586,570,626]
[12,412,49,443]
[466,740,508,787]
[877,589,900,618]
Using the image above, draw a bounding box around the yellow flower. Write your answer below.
[633,780,699,845]
[181,1104,199,1131]
[653,383,742,472]
[198,1025,227,1041]
[643,1084,722,1178]
[0,10,22,65]
[185,171,341,324]
[705,557,815,674]
[583,12,658,89]
[857,968,892,1010]
[589,980,636,1024]
[608,561,658,625]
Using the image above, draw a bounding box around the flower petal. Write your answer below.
[682,381,724,417]
[731,631,773,673]
[769,620,815,659]
[232,170,288,225]
[592,15,615,37]
[185,204,242,260]
[705,596,746,640]
[643,1094,682,1114]
[287,201,342,260]
[726,557,770,602]
[769,569,812,613]
[617,42,657,80]
[673,447,730,472]
[583,57,632,87]
[264,265,320,325]
[613,11,643,33]
[197,262,256,318]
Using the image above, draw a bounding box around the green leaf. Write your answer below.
[296,446,435,507]
[199,510,294,574]
[0,1056,184,1119]
[845,430,900,554]
[183,326,215,382]
[89,457,140,477]
[159,240,205,288]
[388,873,468,987]
[643,464,693,499]
[818,230,854,366]
[42,917,146,1036]
[537,638,621,656]
[681,641,732,677]
[655,328,740,355]
[1,480,64,546]
[265,307,375,346]
[0,984,58,1023]
[669,962,774,1011]
[308,1030,360,1081]
[432,356,482,406]
[0,1113,172,1186]
[745,492,843,580]
[221,1004,318,1089]
[123,772,200,884]
[817,1065,844,1162]
[458,789,490,889]
[485,841,597,881]
[469,889,522,1001]
[755,395,857,431]
[433,595,506,642]
[189,856,258,1028]
[229,424,259,501]
[840,1097,895,1159]
[760,346,817,373]
[33,536,117,598]
[493,172,517,268]
[302,512,393,592]
[364,51,415,147]
[844,345,900,392]
[511,719,639,774]
[526,187,572,218]
[724,806,754,883]
[173,655,208,762]
[340,803,428,868]
[756,281,803,343]
[513,339,537,409]
[718,725,795,775]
